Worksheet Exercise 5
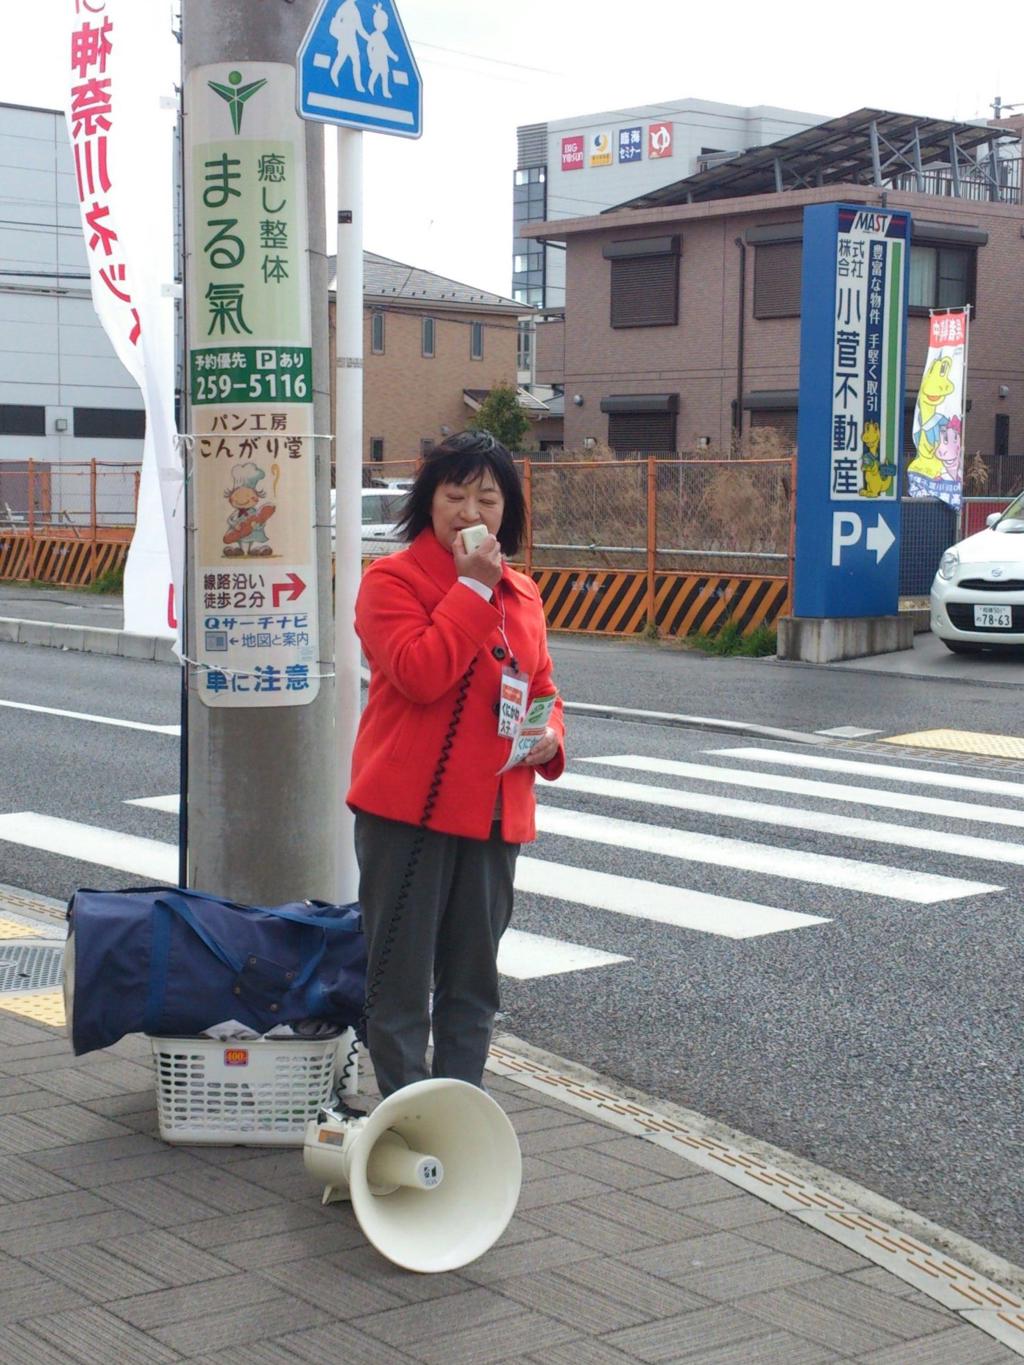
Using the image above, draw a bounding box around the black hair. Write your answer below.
[395,430,526,556]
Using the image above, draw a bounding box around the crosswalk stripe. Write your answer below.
[533,806,999,904]
[0,813,177,883]
[498,929,629,979]
[579,755,1024,831]
[548,773,1024,869]
[0,814,826,941]
[126,795,179,812]
[0,698,179,736]
[710,746,1024,801]
[0,810,623,982]
[132,795,998,904]
[514,857,828,938]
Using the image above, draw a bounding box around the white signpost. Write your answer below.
[296,0,422,900]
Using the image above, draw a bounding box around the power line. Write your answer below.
[410,38,561,78]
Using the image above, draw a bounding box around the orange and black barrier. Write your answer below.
[532,567,788,638]
[0,529,130,587]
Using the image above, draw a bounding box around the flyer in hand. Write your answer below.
[498,691,558,774]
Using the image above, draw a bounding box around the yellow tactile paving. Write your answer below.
[883,729,1024,760]
[0,990,65,1027]
[0,916,48,940]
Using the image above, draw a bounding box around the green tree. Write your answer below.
[470,382,530,451]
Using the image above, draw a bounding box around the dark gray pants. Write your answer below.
[353,811,520,1098]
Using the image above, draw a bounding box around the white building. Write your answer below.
[513,97,826,316]
[0,101,147,524]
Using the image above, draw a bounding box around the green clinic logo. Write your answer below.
[208,70,268,134]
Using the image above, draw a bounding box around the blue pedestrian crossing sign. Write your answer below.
[297,0,422,138]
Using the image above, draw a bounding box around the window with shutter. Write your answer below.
[609,255,679,328]
[749,409,798,446]
[753,241,802,319]
[607,411,676,455]
[604,236,680,329]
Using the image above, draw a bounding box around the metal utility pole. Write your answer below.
[182,0,335,904]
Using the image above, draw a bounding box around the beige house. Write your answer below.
[329,253,540,470]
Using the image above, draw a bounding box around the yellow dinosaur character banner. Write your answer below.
[908,310,968,510]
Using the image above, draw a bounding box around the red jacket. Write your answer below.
[347,529,565,842]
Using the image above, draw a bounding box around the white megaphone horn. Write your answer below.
[303,1077,522,1273]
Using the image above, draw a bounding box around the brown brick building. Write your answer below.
[329,253,529,470]
[525,110,1024,478]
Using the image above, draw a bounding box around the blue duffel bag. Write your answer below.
[64,886,366,1057]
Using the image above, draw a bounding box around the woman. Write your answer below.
[347,431,564,1098]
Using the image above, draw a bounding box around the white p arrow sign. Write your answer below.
[865,515,895,563]
[831,512,861,566]
[831,512,896,566]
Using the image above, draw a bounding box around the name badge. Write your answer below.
[497,668,528,739]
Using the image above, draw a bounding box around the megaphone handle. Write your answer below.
[339,660,478,1096]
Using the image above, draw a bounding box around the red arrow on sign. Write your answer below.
[272,572,306,607]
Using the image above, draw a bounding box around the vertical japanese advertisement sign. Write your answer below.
[794,204,911,618]
[65,0,182,643]
[907,310,969,510]
[560,135,584,171]
[185,63,319,707]
[617,126,642,163]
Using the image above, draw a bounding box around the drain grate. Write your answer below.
[0,945,64,993]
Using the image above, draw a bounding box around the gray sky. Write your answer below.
[9,0,1021,296]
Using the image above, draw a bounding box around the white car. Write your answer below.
[930,491,1024,652]
[330,485,409,556]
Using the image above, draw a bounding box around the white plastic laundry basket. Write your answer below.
[150,1034,350,1146]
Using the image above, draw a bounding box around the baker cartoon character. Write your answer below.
[223,463,275,557]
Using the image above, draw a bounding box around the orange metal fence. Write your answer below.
[0,459,138,586]
[1,454,795,636]
[520,457,793,638]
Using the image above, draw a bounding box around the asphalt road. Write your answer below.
[2,638,1023,1271]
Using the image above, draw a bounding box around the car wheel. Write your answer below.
[942,640,978,654]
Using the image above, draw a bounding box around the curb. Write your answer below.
[0,616,178,664]
[491,1034,1024,1355]
[563,700,817,744]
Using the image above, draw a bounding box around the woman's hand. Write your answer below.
[522,726,560,767]
[453,532,503,589]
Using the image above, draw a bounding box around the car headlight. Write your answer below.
[938,549,959,581]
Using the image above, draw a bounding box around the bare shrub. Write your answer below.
[964,452,990,495]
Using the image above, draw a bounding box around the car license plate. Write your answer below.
[974,604,1012,628]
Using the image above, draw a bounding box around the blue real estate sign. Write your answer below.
[297,0,422,138]
[794,204,911,618]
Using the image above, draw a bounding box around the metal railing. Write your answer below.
[0,459,139,584]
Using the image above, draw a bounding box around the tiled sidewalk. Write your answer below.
[0,910,1021,1363]
[0,1026,1021,1354]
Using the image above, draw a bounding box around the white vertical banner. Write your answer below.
[907,309,970,510]
[64,0,183,644]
